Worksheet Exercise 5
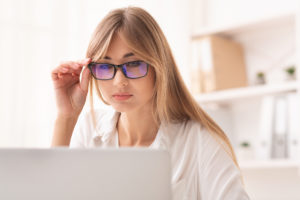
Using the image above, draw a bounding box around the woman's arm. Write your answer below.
[50,58,91,146]
[51,115,79,146]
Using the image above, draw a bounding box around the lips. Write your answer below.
[112,93,133,101]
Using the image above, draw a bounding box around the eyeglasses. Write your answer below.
[87,60,149,80]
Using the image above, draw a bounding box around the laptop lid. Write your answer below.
[0,148,172,200]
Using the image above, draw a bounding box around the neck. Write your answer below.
[117,106,159,146]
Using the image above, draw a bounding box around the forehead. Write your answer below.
[104,32,135,60]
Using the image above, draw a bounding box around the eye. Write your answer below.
[127,61,141,67]
[99,64,111,69]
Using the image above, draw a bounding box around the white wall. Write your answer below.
[201,0,298,27]
[0,0,193,147]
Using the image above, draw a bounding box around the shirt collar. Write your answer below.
[92,108,120,143]
[91,108,169,150]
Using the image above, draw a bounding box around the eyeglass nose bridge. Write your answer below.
[113,63,127,78]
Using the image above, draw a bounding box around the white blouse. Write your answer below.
[70,108,250,200]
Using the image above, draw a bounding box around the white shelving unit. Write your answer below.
[191,10,300,170]
[190,2,300,198]
[195,81,299,104]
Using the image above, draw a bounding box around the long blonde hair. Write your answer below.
[86,6,243,182]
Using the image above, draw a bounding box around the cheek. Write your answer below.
[97,81,111,98]
[135,70,155,99]
[135,81,154,97]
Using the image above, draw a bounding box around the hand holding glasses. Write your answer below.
[51,58,92,118]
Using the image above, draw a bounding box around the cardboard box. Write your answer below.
[191,35,248,93]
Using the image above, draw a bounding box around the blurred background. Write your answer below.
[0,0,300,199]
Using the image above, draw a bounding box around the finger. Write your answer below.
[77,58,91,66]
[52,66,67,75]
[59,60,87,73]
[51,71,59,80]
[52,70,74,80]
[51,59,90,78]
[72,58,91,75]
[80,67,91,92]
[51,69,68,80]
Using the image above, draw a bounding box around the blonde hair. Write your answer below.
[86,6,243,183]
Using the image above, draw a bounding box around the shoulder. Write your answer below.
[162,119,224,146]
[161,119,206,152]
[181,120,224,149]
[163,119,228,161]
[162,119,204,142]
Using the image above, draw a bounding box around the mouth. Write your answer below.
[112,94,133,101]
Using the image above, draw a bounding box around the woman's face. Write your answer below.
[97,33,156,113]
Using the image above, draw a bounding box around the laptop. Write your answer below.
[0,148,172,200]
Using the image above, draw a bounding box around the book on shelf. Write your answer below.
[257,93,300,160]
[271,95,288,158]
[287,93,300,160]
[257,95,273,160]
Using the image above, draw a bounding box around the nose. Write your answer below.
[113,67,128,87]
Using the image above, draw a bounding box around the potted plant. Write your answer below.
[256,71,266,85]
[285,65,296,81]
[240,141,250,148]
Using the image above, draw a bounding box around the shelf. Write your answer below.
[191,12,295,39]
[239,159,300,170]
[194,81,299,104]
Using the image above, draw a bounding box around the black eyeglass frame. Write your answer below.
[87,60,149,80]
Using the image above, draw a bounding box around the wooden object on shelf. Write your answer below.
[192,35,248,93]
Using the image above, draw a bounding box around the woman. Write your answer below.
[51,6,250,200]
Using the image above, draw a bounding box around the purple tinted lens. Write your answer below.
[91,63,114,79]
[124,61,148,78]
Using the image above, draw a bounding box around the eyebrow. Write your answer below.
[104,52,134,60]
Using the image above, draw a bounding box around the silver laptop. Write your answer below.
[0,148,172,200]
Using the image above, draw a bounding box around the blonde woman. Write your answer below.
[51,7,250,200]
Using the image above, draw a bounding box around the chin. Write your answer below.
[111,103,137,113]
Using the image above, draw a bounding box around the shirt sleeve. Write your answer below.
[198,129,250,200]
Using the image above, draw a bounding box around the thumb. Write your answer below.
[80,67,91,93]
